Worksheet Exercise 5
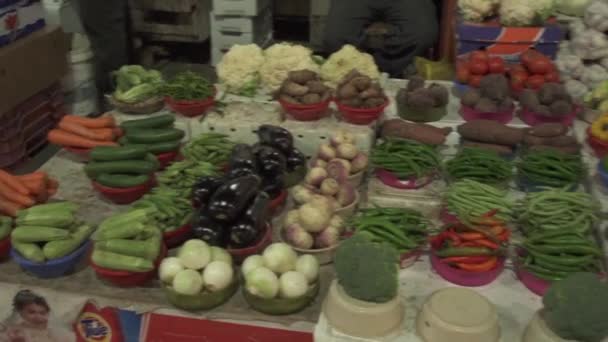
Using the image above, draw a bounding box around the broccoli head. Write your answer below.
[543,272,608,342]
[479,74,509,102]
[334,234,399,303]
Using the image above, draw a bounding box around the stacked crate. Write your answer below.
[309,0,329,51]
[210,0,272,65]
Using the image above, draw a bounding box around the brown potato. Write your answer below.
[363,97,386,108]
[337,84,359,99]
[288,70,317,84]
[350,76,372,91]
[280,94,301,104]
[341,97,363,107]
[338,69,362,87]
[301,93,321,104]
[282,82,309,97]
[524,135,579,147]
[306,80,327,94]
[359,87,382,99]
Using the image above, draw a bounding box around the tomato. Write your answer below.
[468,75,483,88]
[526,75,545,90]
[470,50,489,64]
[488,57,505,74]
[510,64,528,75]
[469,62,489,75]
[511,78,525,92]
[456,66,470,83]
[527,58,551,75]
[511,71,529,84]
[544,72,560,83]
[521,49,542,65]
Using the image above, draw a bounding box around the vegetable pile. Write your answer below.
[132,187,192,232]
[112,65,164,104]
[585,80,608,113]
[518,150,585,188]
[320,45,380,87]
[519,85,575,116]
[260,43,320,92]
[335,70,386,108]
[92,209,162,272]
[371,138,441,179]
[456,51,507,88]
[350,208,428,255]
[48,115,120,149]
[310,132,368,180]
[508,50,560,92]
[11,202,93,262]
[395,75,449,112]
[0,170,58,217]
[282,202,345,250]
[242,243,320,300]
[217,44,264,96]
[445,179,515,222]
[119,114,184,155]
[446,148,513,185]
[85,146,159,188]
[458,119,525,155]
[522,122,580,155]
[460,74,514,113]
[163,71,214,101]
[182,133,235,165]
[0,215,10,240]
[157,160,218,197]
[159,240,235,296]
[381,119,452,146]
[277,70,331,105]
[431,216,511,272]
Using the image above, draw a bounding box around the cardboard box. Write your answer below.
[0,25,68,114]
[457,19,565,63]
[212,0,270,16]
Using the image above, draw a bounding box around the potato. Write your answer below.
[280,94,301,104]
[350,76,372,91]
[301,93,321,104]
[381,119,447,145]
[306,80,327,94]
[363,97,386,108]
[321,90,332,101]
[337,84,358,99]
[457,120,525,146]
[527,123,568,138]
[283,82,309,97]
[359,87,382,99]
[338,69,362,87]
[341,97,363,107]
[461,89,481,107]
[462,140,514,155]
[288,70,317,84]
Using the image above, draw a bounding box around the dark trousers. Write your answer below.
[324,0,438,77]
[74,0,129,97]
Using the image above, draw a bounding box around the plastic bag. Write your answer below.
[414,57,453,81]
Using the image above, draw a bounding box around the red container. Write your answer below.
[439,207,460,225]
[165,88,216,117]
[90,244,167,287]
[375,168,435,189]
[91,177,153,205]
[516,263,550,296]
[430,253,505,287]
[587,127,608,158]
[519,106,579,127]
[336,98,389,125]
[0,236,11,261]
[268,190,287,216]
[279,98,331,121]
[163,223,192,249]
[156,150,179,170]
[459,104,514,124]
[227,223,273,264]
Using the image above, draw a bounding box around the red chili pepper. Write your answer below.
[458,232,486,241]
[456,256,498,272]
[440,256,492,264]
[471,239,500,250]
[498,229,511,242]
[444,230,462,245]
[483,209,499,218]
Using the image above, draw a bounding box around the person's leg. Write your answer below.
[323,0,373,55]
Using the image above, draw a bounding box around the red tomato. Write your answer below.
[510,64,528,75]
[468,75,483,88]
[526,75,545,90]
[456,66,470,83]
[469,62,489,75]
[511,71,529,84]
[488,57,505,74]
[545,72,560,83]
[511,79,525,92]
[521,49,542,65]
[470,50,489,64]
[527,58,551,75]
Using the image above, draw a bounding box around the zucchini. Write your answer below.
[42,224,94,259]
[90,146,148,162]
[16,212,74,229]
[91,249,154,272]
[13,242,45,263]
[96,174,150,188]
[121,114,175,130]
[126,128,185,144]
[84,160,157,178]
[98,208,152,232]
[17,202,77,216]
[11,226,70,243]
[94,222,146,241]
[95,236,160,261]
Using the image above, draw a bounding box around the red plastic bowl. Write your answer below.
[64,146,92,160]
[0,236,10,261]
[156,150,179,170]
[430,253,505,287]
[519,106,579,127]
[336,97,389,125]
[165,88,216,117]
[91,177,153,205]
[268,190,287,216]
[459,104,514,124]
[400,249,423,269]
[279,98,331,121]
[375,168,435,189]
[227,223,273,264]
[90,244,167,287]
[163,223,193,249]
[516,263,551,296]
[587,127,608,158]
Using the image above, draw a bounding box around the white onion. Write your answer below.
[262,243,298,274]
[279,271,308,299]
[202,261,234,292]
[245,267,279,299]
[177,239,211,270]
[158,257,184,284]
[172,269,203,295]
[242,255,265,276]
[210,246,233,265]
[295,255,320,283]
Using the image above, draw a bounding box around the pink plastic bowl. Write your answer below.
[587,127,608,158]
[516,264,551,296]
[430,253,505,287]
[375,168,435,189]
[279,98,331,121]
[519,106,580,127]
[459,104,514,124]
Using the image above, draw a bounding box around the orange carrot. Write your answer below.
[47,178,59,190]
[47,129,118,148]
[0,194,23,216]
[0,180,35,207]
[62,114,115,128]
[19,177,46,195]
[0,170,29,195]
[89,128,115,141]
[17,171,47,181]
[58,120,104,140]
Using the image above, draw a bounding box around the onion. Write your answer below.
[158,257,184,284]
[245,267,279,299]
[242,255,265,277]
[318,144,337,161]
[284,223,314,249]
[262,242,298,274]
[279,271,309,299]
[202,261,234,292]
[309,194,337,216]
[210,247,233,265]
[336,143,358,160]
[310,158,327,168]
[172,269,203,295]
[285,209,301,226]
[295,255,320,283]
[305,167,328,186]
[177,239,211,270]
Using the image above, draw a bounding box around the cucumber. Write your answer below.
[11,226,70,243]
[126,128,184,144]
[96,174,150,188]
[95,236,160,261]
[13,242,45,263]
[91,249,154,272]
[90,146,148,162]
[144,153,160,170]
[121,114,175,130]
[146,141,182,154]
[94,222,146,241]
[84,160,157,178]
[16,212,74,229]
[42,224,94,259]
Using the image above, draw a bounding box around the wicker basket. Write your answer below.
[108,96,165,114]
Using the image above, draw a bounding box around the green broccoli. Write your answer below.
[334,234,399,303]
[543,272,608,342]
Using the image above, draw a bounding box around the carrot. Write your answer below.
[0,194,23,216]
[19,178,45,195]
[48,129,118,148]
[89,128,116,141]
[47,178,59,189]
[0,170,29,195]
[62,115,115,128]
[0,180,35,207]
[17,171,47,181]
[58,120,104,140]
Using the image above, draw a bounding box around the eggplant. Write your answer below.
[229,221,261,248]
[228,144,258,171]
[191,176,225,209]
[257,125,293,153]
[192,214,226,247]
[207,175,261,222]
[262,174,285,199]
[244,192,271,231]
[225,167,257,180]
[286,147,307,172]
[256,145,287,176]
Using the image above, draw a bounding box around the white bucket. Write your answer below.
[41,0,61,26]
[62,33,99,115]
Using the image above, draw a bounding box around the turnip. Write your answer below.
[309,158,327,168]
[262,243,298,274]
[305,167,328,186]
[285,209,301,226]
[318,143,337,161]
[350,152,369,174]
[326,160,349,183]
[315,226,340,248]
[330,158,352,173]
[336,143,358,160]
[279,271,309,299]
[202,261,233,292]
[336,184,357,207]
[320,178,340,196]
[284,224,314,249]
[330,132,347,147]
[246,267,279,299]
[295,255,320,283]
[292,185,315,204]
[299,203,330,232]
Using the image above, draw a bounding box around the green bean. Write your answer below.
[446,148,513,185]
[371,139,441,178]
[518,150,585,188]
[162,71,213,100]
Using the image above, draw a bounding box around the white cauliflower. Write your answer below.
[556,53,585,79]
[556,0,592,17]
[568,19,586,37]
[565,79,589,100]
[571,28,608,60]
[459,0,499,22]
[584,1,608,31]
[217,44,265,94]
[499,0,555,27]
[320,45,380,87]
[581,64,608,88]
[259,43,319,92]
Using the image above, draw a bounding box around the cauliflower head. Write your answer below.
[259,43,319,91]
[320,45,380,87]
[217,44,265,93]
[500,0,555,26]
[458,0,499,22]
